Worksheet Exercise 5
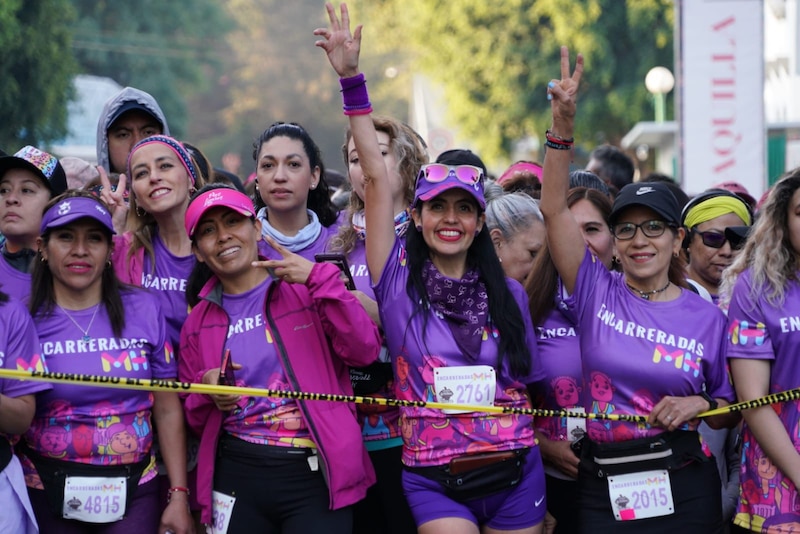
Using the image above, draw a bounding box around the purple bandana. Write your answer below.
[423,261,489,361]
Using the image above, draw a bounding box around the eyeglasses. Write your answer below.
[418,163,483,186]
[692,228,743,250]
[612,220,672,240]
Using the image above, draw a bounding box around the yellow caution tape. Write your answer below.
[0,368,781,422]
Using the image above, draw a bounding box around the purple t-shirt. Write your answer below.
[345,239,375,300]
[374,238,543,467]
[531,303,582,441]
[0,296,50,401]
[220,278,312,448]
[566,249,734,443]
[0,255,31,304]
[343,238,401,446]
[140,232,195,350]
[23,289,175,486]
[727,269,800,529]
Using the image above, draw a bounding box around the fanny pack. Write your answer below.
[407,448,528,502]
[23,445,149,519]
[579,430,708,478]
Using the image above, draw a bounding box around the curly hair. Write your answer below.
[720,169,800,307]
[328,116,428,254]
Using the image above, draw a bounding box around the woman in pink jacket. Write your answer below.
[178,183,381,533]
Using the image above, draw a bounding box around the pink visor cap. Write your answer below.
[185,188,255,238]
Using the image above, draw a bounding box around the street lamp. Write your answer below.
[645,66,675,123]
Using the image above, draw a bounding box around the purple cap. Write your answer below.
[41,196,116,235]
[414,175,486,209]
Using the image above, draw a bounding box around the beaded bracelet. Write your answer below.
[167,486,190,503]
[340,74,372,116]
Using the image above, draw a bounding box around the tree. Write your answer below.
[352,0,674,165]
[68,0,233,137]
[0,0,77,149]
[213,0,351,174]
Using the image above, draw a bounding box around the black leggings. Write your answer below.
[214,438,353,534]
[353,445,416,534]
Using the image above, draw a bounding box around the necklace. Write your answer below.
[626,281,671,300]
[57,303,100,343]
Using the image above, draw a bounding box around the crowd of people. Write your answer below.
[0,2,797,533]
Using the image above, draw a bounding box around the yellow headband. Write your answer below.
[684,195,751,229]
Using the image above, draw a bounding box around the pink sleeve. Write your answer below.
[305,262,382,368]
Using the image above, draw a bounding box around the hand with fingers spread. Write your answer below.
[314,2,362,78]
[546,46,584,135]
[254,235,315,285]
[96,165,129,233]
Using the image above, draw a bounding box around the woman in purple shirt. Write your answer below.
[539,47,737,533]
[720,170,800,532]
[328,116,427,534]
[317,5,546,532]
[22,191,192,534]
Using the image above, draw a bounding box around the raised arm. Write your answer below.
[315,2,395,283]
[538,46,585,294]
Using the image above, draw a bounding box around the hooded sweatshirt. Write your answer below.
[95,87,171,173]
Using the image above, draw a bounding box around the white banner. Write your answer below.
[679,0,764,197]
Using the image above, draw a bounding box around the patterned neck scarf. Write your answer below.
[423,260,489,362]
[352,208,411,240]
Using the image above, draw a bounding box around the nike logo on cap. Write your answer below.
[636,187,655,195]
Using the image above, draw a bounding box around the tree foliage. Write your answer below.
[212,0,356,174]
[352,0,674,165]
[67,0,233,137]
[0,0,77,149]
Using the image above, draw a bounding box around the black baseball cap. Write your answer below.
[609,182,681,226]
[108,101,162,130]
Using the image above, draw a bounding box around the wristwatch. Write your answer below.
[699,389,718,412]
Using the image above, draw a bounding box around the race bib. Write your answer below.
[565,407,586,442]
[433,365,496,414]
[63,476,126,523]
[607,470,674,521]
[210,490,236,534]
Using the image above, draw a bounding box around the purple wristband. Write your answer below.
[340,74,370,109]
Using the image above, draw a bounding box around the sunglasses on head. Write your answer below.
[692,228,743,250]
[418,163,483,186]
[611,220,673,241]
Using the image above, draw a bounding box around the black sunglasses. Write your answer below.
[692,228,744,250]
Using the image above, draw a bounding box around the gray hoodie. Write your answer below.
[95,87,170,173]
